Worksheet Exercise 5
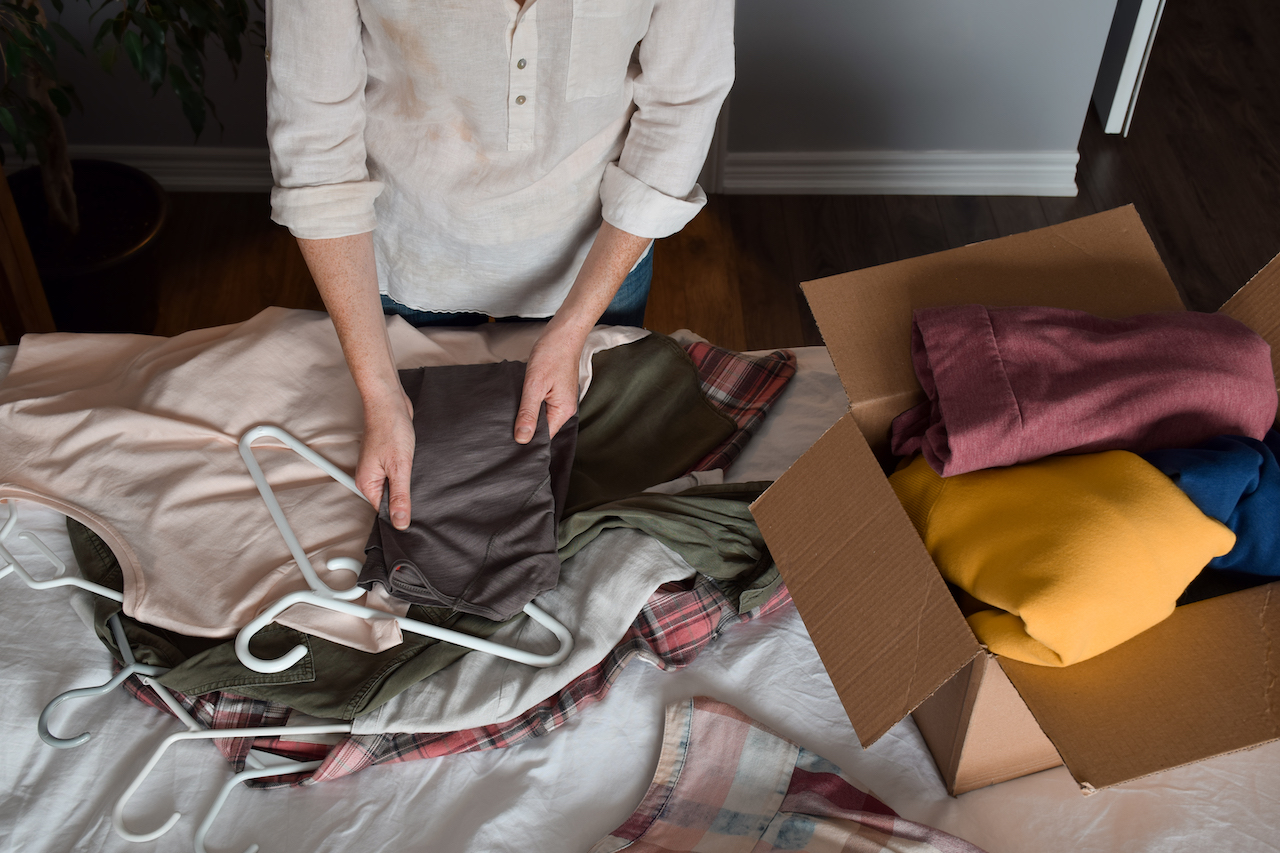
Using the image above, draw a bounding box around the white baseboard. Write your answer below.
[8,145,1079,197]
[4,145,273,192]
[74,145,274,192]
[721,150,1080,197]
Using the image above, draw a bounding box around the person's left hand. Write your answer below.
[516,324,586,443]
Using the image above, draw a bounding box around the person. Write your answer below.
[264,0,734,532]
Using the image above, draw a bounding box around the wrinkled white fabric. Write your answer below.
[0,308,645,652]
[4,349,1280,853]
[266,0,734,316]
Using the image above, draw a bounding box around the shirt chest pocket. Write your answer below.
[566,0,650,101]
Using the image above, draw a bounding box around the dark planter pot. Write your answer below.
[8,159,168,334]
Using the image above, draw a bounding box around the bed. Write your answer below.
[1,339,1278,853]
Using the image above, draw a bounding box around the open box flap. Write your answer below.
[751,415,981,747]
[1221,249,1280,385]
[1001,581,1280,790]
[801,205,1185,458]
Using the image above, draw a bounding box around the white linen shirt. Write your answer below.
[265,0,734,317]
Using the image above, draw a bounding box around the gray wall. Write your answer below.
[730,0,1117,153]
[54,1,266,148]
[41,0,1117,195]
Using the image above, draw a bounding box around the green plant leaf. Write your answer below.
[0,104,19,142]
[47,87,71,116]
[179,44,203,87]
[2,4,38,25]
[3,43,24,81]
[49,22,86,55]
[30,44,57,78]
[50,0,63,12]
[59,81,83,112]
[169,66,205,137]
[99,43,117,71]
[121,28,143,72]
[33,22,57,56]
[142,40,166,91]
[1,103,29,159]
[185,3,213,30]
[93,17,114,49]
[136,14,164,45]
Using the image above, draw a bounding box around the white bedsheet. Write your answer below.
[1,343,1277,853]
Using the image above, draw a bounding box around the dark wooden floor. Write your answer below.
[149,0,1280,351]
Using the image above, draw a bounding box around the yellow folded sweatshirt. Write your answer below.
[889,451,1236,667]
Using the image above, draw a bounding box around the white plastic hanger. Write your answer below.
[112,723,352,845]
[0,501,198,747]
[37,611,212,749]
[89,601,335,853]
[194,757,325,853]
[38,613,171,748]
[235,425,575,673]
[5,508,271,769]
[0,499,331,853]
[0,502,124,604]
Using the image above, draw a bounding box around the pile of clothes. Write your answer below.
[888,304,1280,667]
[0,309,794,781]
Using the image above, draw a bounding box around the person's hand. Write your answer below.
[355,386,416,529]
[516,325,586,443]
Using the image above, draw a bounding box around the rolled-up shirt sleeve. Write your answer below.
[266,0,383,240]
[601,0,735,240]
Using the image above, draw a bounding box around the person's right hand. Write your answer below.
[355,386,416,530]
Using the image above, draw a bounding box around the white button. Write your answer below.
[515,95,527,105]
[517,58,527,70]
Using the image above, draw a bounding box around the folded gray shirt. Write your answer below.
[358,361,578,621]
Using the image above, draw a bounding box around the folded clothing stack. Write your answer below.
[889,452,1235,667]
[889,304,1277,667]
[891,304,1276,476]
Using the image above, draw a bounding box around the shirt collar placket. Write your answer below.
[506,4,538,151]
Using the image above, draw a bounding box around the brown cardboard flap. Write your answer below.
[1220,251,1280,388]
[1001,582,1280,790]
[948,656,1063,794]
[911,656,981,788]
[913,655,1063,795]
[802,205,1184,456]
[751,414,981,747]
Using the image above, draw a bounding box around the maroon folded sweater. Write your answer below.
[891,305,1277,477]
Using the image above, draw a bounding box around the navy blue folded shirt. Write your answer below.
[1143,431,1280,577]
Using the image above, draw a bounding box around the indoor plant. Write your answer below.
[0,0,258,331]
[1,0,258,231]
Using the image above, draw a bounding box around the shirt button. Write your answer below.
[517,58,527,70]
[515,95,527,105]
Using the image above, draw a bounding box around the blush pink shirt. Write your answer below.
[0,308,642,652]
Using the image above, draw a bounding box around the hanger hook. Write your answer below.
[112,724,351,844]
[38,663,169,748]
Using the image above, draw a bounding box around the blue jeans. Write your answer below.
[381,245,653,329]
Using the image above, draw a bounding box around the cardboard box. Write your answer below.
[751,205,1280,795]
